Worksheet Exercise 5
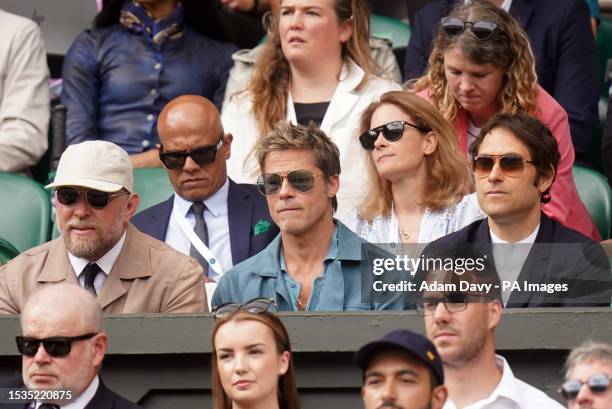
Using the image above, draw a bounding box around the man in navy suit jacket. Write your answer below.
[132,96,278,281]
[404,0,599,165]
[418,113,611,307]
[1,285,142,409]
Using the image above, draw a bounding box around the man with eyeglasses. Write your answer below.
[355,329,448,409]
[417,264,565,409]
[420,113,611,307]
[212,121,398,311]
[132,96,278,294]
[0,284,141,409]
[0,140,206,314]
[560,340,612,409]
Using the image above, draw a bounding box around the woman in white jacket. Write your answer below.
[222,0,400,219]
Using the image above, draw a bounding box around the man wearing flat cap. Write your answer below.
[0,140,206,314]
[355,329,448,409]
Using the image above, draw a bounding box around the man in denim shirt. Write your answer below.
[212,122,397,311]
[61,0,237,168]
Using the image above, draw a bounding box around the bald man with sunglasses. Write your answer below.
[0,140,206,314]
[132,95,278,289]
[0,284,141,409]
[419,113,611,307]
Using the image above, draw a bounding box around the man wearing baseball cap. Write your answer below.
[355,329,448,409]
[0,140,206,314]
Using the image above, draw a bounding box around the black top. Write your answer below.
[294,101,330,127]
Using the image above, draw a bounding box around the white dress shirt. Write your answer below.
[165,178,232,282]
[490,223,539,305]
[443,355,565,409]
[36,375,99,409]
[68,233,126,294]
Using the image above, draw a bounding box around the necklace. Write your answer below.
[400,229,411,241]
[296,297,306,311]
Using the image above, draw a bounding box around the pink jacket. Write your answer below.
[416,86,600,240]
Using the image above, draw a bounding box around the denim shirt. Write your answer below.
[211,220,405,311]
[280,226,339,311]
[61,5,237,154]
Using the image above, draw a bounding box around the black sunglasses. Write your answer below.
[359,121,428,150]
[159,138,223,170]
[559,373,611,400]
[16,333,98,357]
[213,298,277,320]
[257,169,322,196]
[472,155,535,178]
[442,17,498,40]
[56,187,129,209]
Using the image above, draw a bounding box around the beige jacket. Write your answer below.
[0,224,207,314]
[0,9,50,173]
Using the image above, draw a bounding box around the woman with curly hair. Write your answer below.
[346,91,484,244]
[221,0,400,218]
[410,0,598,240]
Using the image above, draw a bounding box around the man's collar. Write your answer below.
[68,232,127,277]
[173,178,229,218]
[37,376,99,409]
[489,222,540,244]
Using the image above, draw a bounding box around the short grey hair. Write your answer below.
[564,340,612,379]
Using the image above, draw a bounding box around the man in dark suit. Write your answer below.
[421,113,611,307]
[404,0,599,165]
[0,284,141,409]
[132,95,278,284]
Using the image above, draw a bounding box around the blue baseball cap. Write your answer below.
[354,329,444,385]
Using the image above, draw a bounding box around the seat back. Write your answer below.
[0,238,19,265]
[133,168,174,214]
[0,173,51,252]
[370,14,411,49]
[572,166,612,239]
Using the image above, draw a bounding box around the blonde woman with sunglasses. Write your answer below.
[409,0,598,240]
[346,91,484,244]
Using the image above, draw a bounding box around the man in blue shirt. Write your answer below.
[212,122,396,311]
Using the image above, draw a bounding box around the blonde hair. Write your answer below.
[248,0,377,137]
[410,0,538,123]
[358,91,473,222]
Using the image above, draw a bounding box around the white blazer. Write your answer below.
[221,59,401,219]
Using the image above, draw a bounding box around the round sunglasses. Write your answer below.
[442,17,498,40]
[159,138,223,170]
[16,333,98,357]
[359,120,428,150]
[472,154,535,178]
[559,373,610,400]
[257,169,323,195]
[56,187,129,209]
